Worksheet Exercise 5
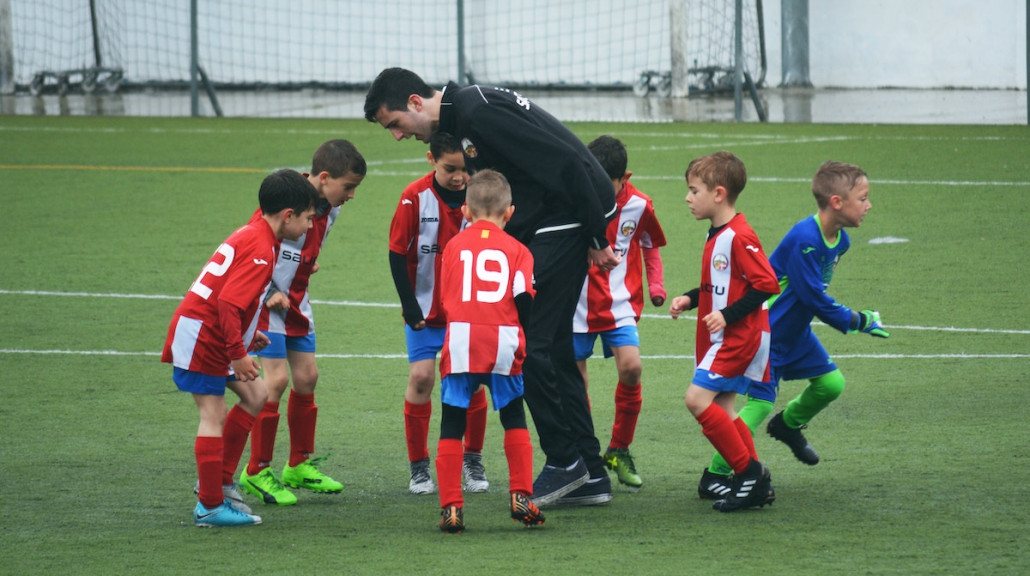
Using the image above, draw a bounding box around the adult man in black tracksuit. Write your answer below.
[365,68,620,507]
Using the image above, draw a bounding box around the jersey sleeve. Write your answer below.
[388,189,419,255]
[779,238,853,333]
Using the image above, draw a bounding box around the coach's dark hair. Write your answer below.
[429,131,462,159]
[259,169,318,215]
[587,135,628,181]
[363,67,435,122]
[312,139,366,179]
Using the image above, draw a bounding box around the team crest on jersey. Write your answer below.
[620,219,637,237]
[712,253,729,271]
[461,138,478,158]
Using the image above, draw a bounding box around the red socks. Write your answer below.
[221,405,255,485]
[464,387,488,455]
[405,400,432,463]
[247,402,280,475]
[435,438,464,508]
[288,390,317,467]
[610,381,642,450]
[195,435,223,509]
[504,428,534,496]
[697,403,750,474]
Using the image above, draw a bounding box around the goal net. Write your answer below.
[4,0,765,114]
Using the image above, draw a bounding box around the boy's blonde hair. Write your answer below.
[685,151,747,203]
[466,169,512,218]
[812,161,868,209]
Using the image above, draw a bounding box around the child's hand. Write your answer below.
[669,295,691,319]
[651,295,666,307]
[265,291,289,311]
[249,331,270,352]
[702,310,726,333]
[231,356,262,382]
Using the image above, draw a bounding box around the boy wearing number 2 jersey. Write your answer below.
[435,169,543,533]
[162,170,318,527]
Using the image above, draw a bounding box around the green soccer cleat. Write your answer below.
[604,448,643,488]
[282,455,343,493]
[241,467,298,506]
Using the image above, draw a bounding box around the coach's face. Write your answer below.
[374,96,434,143]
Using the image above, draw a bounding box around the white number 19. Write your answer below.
[459,248,509,304]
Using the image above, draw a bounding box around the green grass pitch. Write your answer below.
[1,115,1028,575]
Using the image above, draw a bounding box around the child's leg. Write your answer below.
[405,358,435,464]
[783,370,846,428]
[709,396,774,475]
[694,394,750,475]
[287,388,317,467]
[436,403,467,509]
[221,404,256,485]
[463,386,488,455]
[610,381,642,450]
[247,402,280,475]
[499,399,533,496]
[194,393,227,508]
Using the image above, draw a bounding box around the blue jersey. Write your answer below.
[767,215,854,367]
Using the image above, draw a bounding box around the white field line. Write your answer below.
[1,289,1027,360]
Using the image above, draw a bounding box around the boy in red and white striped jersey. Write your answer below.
[572,135,667,495]
[436,169,542,533]
[240,141,366,507]
[389,132,491,496]
[669,151,780,513]
[162,169,318,527]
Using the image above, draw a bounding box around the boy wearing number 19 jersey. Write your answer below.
[436,169,542,533]
[389,132,490,496]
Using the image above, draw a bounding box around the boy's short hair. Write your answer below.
[812,161,868,209]
[587,135,628,180]
[430,131,463,159]
[465,169,511,218]
[259,169,319,215]
[363,67,434,122]
[685,151,747,203]
[312,139,366,179]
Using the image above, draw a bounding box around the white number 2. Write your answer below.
[189,243,235,300]
[459,249,509,303]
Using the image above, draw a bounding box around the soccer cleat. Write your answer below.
[604,448,643,488]
[440,505,465,533]
[282,455,343,493]
[194,499,262,527]
[712,460,775,513]
[462,452,490,493]
[241,467,298,506]
[555,475,612,507]
[409,458,437,495]
[510,493,545,527]
[767,411,820,465]
[697,468,733,500]
[193,481,253,514]
[531,458,589,507]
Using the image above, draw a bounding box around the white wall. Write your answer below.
[764,0,1027,89]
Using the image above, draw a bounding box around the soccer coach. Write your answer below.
[365,68,620,506]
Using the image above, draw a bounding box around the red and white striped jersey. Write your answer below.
[439,220,535,377]
[251,204,340,337]
[694,213,779,381]
[574,181,666,333]
[389,171,468,328]
[162,219,278,377]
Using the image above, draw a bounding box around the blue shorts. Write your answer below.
[691,368,755,396]
[441,373,523,411]
[750,335,838,402]
[254,331,316,359]
[173,367,233,396]
[405,325,446,363]
[573,325,640,361]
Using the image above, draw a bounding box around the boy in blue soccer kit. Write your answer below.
[699,161,889,498]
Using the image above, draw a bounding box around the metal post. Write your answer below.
[0,0,13,94]
[734,0,743,120]
[1026,0,1028,124]
[669,0,689,97]
[781,0,812,87]
[89,0,102,67]
[190,0,199,117]
[457,0,466,83]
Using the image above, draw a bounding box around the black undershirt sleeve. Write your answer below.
[388,251,425,327]
[719,288,775,326]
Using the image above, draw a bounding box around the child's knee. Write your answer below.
[812,370,845,401]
